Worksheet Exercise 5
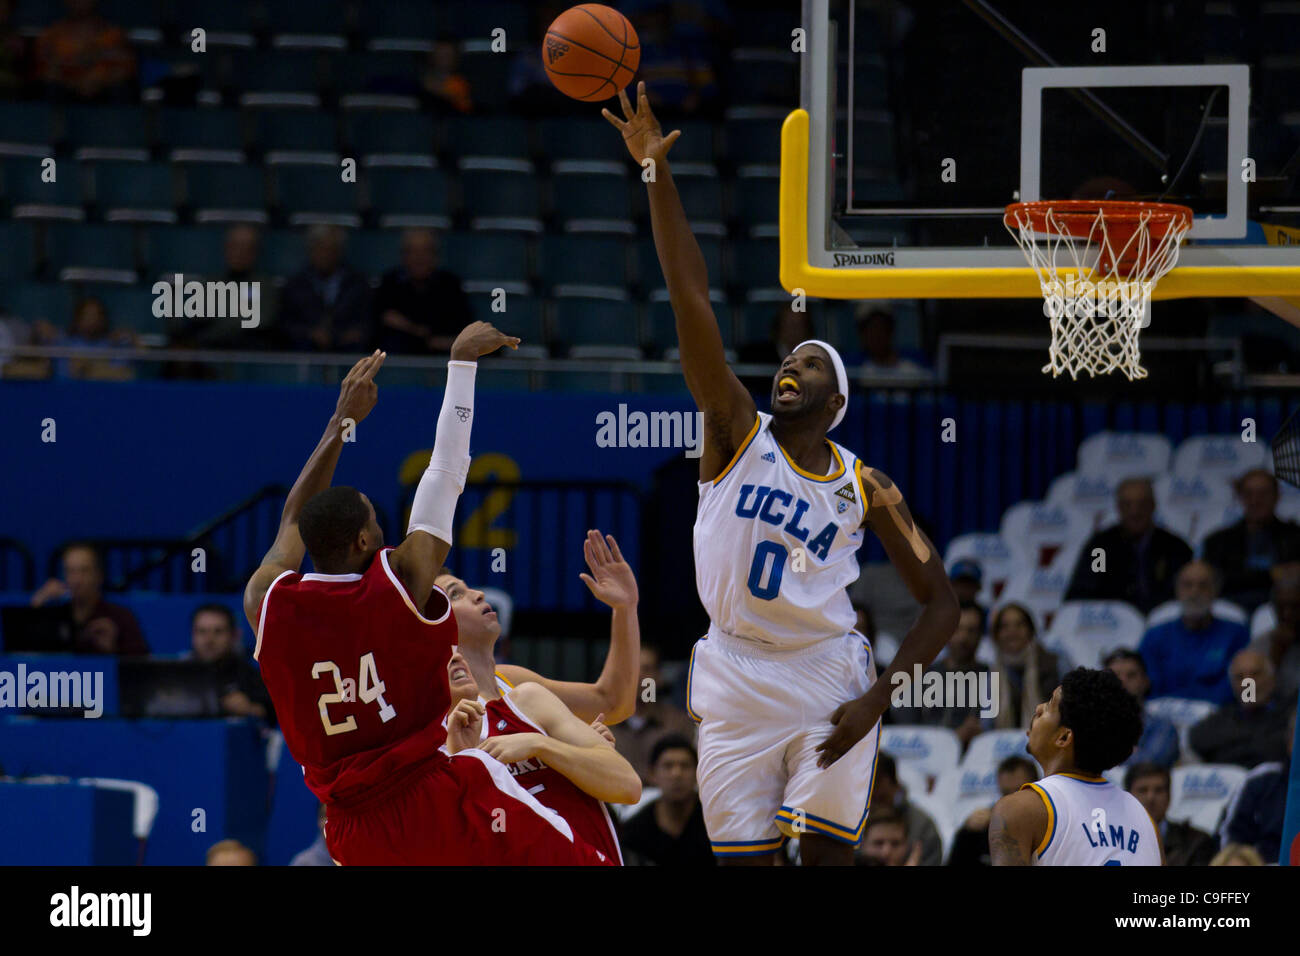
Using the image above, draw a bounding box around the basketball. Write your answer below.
[542,4,640,102]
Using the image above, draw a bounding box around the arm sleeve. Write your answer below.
[407,360,476,544]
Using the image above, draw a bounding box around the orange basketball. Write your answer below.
[542,4,640,102]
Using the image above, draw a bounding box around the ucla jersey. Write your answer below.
[694,412,868,649]
[1023,773,1161,866]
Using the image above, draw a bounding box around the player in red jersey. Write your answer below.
[245,325,607,866]
[445,649,641,864]
[435,528,641,723]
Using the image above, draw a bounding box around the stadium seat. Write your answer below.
[637,235,723,292]
[879,725,961,790]
[156,108,246,162]
[45,223,139,283]
[81,285,166,338]
[1145,697,1219,759]
[274,166,362,226]
[1170,434,1270,483]
[550,163,633,233]
[358,1,438,51]
[330,50,423,99]
[671,172,725,235]
[906,786,957,860]
[91,162,179,223]
[733,172,780,237]
[0,221,39,282]
[726,48,798,108]
[440,232,531,293]
[998,499,1093,569]
[932,762,1003,836]
[996,557,1069,633]
[344,229,403,278]
[944,532,1018,605]
[1042,600,1147,669]
[259,229,307,277]
[183,163,269,224]
[1076,431,1173,479]
[486,296,545,346]
[63,105,150,160]
[1045,469,1118,530]
[728,237,779,292]
[1168,764,1247,835]
[537,118,626,164]
[444,116,532,162]
[1,282,76,325]
[459,158,542,228]
[365,166,451,228]
[142,225,227,280]
[723,107,785,167]
[1,155,85,220]
[344,111,436,161]
[536,234,629,296]
[264,0,349,44]
[250,109,339,161]
[551,296,641,359]
[0,102,57,155]
[645,300,736,357]
[458,49,511,113]
[959,729,1033,773]
[169,0,256,40]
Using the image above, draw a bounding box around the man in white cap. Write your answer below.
[604,83,959,866]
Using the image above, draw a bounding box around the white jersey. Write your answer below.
[1024,773,1162,866]
[694,412,868,649]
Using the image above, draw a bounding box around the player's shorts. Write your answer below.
[686,627,880,858]
[323,749,612,866]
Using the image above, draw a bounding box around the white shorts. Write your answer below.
[686,628,880,858]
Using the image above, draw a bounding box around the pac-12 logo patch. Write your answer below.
[837,500,849,514]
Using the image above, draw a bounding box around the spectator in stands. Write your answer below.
[892,604,992,747]
[851,306,931,383]
[947,755,1037,866]
[420,37,471,113]
[279,225,373,353]
[31,542,148,655]
[1188,649,1290,768]
[1139,560,1250,704]
[205,839,256,866]
[33,296,137,381]
[1202,469,1300,614]
[0,0,28,97]
[290,804,333,866]
[33,0,135,102]
[948,559,987,630]
[1065,477,1193,613]
[1218,704,1293,864]
[373,229,473,355]
[614,644,697,783]
[865,752,942,866]
[188,603,274,725]
[1209,844,1265,866]
[989,602,1058,729]
[857,809,920,866]
[1125,762,1217,866]
[620,734,714,866]
[1250,571,1300,706]
[1103,649,1179,768]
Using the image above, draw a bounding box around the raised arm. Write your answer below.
[816,466,959,767]
[603,82,755,481]
[242,351,385,630]
[482,682,642,805]
[388,321,519,610]
[988,790,1048,866]
[496,530,640,724]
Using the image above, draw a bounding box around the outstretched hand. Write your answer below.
[450,321,521,362]
[335,349,385,424]
[601,81,681,166]
[578,530,638,609]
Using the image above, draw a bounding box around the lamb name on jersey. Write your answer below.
[1024,773,1162,866]
[694,412,869,649]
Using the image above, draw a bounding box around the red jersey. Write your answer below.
[484,692,623,865]
[255,547,456,805]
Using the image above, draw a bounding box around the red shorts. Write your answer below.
[324,749,612,866]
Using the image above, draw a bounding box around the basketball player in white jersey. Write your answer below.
[603,83,960,866]
[990,667,1164,866]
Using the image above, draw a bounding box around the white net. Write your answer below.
[1004,204,1192,381]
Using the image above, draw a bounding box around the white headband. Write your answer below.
[792,339,849,431]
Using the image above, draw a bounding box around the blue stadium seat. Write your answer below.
[0,102,56,153]
[537,118,627,164]
[273,165,362,224]
[635,235,723,290]
[459,49,512,113]
[550,165,632,230]
[488,296,545,345]
[142,225,228,279]
[672,174,725,232]
[183,163,268,222]
[45,224,139,282]
[536,234,630,294]
[251,109,339,158]
[344,111,436,159]
[91,162,179,223]
[0,221,39,282]
[229,49,329,97]
[440,3,528,40]
[365,166,451,227]
[330,51,424,96]
[552,296,641,357]
[726,48,798,107]
[645,300,736,356]
[357,0,441,48]
[156,108,246,160]
[667,120,718,165]
[443,116,532,161]
[1,155,85,220]
[169,0,256,36]
[729,238,780,292]
[263,0,349,39]
[460,162,542,231]
[733,173,780,236]
[1,281,76,325]
[63,105,150,158]
[440,232,531,289]
[346,229,404,278]
[724,107,785,167]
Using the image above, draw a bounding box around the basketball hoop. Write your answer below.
[1004,200,1194,381]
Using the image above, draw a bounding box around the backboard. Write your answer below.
[782,0,1300,301]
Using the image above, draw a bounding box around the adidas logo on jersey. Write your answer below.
[761,451,776,462]
[545,37,569,63]
[835,483,856,503]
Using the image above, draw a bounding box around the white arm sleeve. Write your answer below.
[408,360,476,544]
